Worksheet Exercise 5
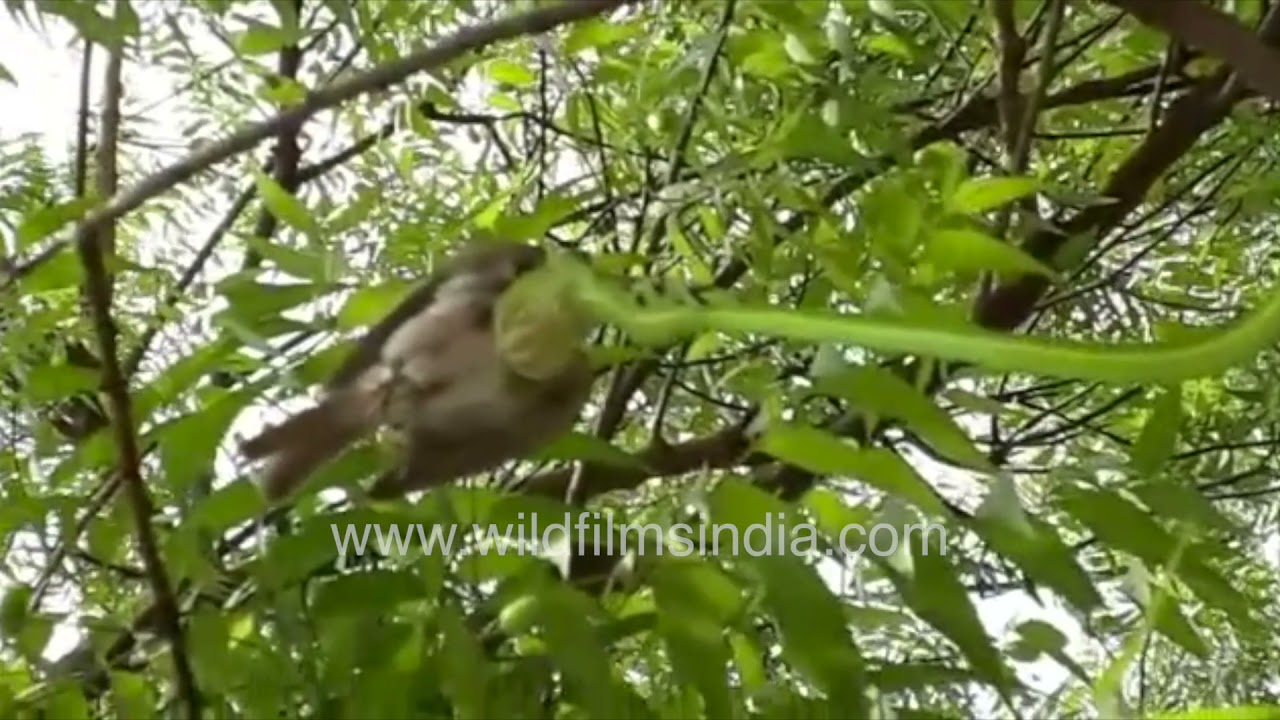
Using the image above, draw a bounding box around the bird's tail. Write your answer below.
[240,388,379,502]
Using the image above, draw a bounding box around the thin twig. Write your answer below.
[73,27,202,716]
[1010,0,1065,174]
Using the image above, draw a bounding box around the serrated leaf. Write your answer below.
[16,197,96,247]
[0,583,32,636]
[234,22,293,56]
[437,603,489,718]
[926,228,1059,279]
[968,498,1102,614]
[707,479,868,712]
[871,528,1013,691]
[252,170,319,237]
[653,560,737,718]
[19,251,84,292]
[487,58,536,86]
[758,424,949,518]
[311,570,420,618]
[531,431,647,470]
[1130,384,1183,476]
[155,390,251,494]
[335,280,414,329]
[947,176,1041,215]
[809,364,993,472]
[24,364,98,403]
[190,480,265,533]
[783,33,816,64]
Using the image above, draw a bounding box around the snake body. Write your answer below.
[558,256,1280,384]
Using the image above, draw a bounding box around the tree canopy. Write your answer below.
[2,0,1280,718]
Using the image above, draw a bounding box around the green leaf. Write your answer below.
[1008,620,1090,682]
[108,672,154,720]
[1176,551,1258,632]
[42,682,90,720]
[252,170,319,237]
[707,479,868,713]
[0,62,14,84]
[757,424,950,518]
[492,192,582,241]
[1059,487,1174,566]
[234,22,294,55]
[651,558,743,624]
[1131,482,1238,533]
[1149,590,1209,658]
[247,235,337,282]
[218,277,323,325]
[525,582,642,718]
[36,0,133,47]
[808,364,993,472]
[311,570,420,618]
[925,228,1059,279]
[653,560,738,718]
[531,431,648,470]
[728,631,767,695]
[256,516,346,589]
[783,33,817,64]
[967,507,1102,615]
[564,17,639,53]
[0,583,31,637]
[189,480,265,534]
[24,363,98,403]
[19,251,84,292]
[155,390,251,494]
[487,59,536,86]
[1130,384,1183,476]
[946,176,1041,215]
[16,196,96,247]
[336,280,415,329]
[437,603,490,719]
[870,512,1012,692]
[667,216,713,284]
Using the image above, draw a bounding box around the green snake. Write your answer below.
[536,253,1280,385]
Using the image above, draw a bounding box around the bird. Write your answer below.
[238,239,596,503]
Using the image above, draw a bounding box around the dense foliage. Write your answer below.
[1,0,1279,718]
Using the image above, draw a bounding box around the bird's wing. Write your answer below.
[325,272,451,391]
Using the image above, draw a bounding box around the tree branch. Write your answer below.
[6,0,638,288]
[1107,0,1280,104]
[72,28,202,717]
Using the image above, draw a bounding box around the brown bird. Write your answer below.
[239,240,596,502]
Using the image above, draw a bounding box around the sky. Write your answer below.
[0,6,1104,709]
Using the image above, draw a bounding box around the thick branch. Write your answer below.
[518,425,756,503]
[1107,0,1280,104]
